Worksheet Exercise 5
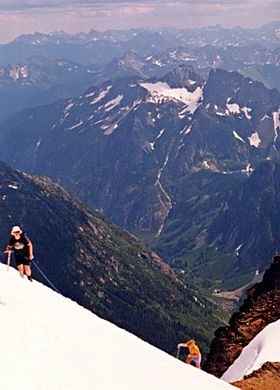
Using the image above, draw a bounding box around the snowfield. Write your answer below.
[222,319,280,382]
[140,81,202,113]
[0,264,236,390]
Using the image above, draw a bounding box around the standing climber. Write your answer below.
[5,226,34,281]
[177,339,202,369]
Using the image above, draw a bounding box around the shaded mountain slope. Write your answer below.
[0,56,99,121]
[207,161,280,280]
[162,161,280,289]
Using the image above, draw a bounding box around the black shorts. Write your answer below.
[14,255,31,266]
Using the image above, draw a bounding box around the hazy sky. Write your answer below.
[0,0,279,43]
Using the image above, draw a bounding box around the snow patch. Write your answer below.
[261,114,270,121]
[273,109,280,130]
[65,120,83,131]
[156,128,165,140]
[36,138,42,150]
[64,101,75,113]
[272,107,280,146]
[181,124,193,135]
[216,111,226,117]
[233,130,245,143]
[227,103,240,114]
[235,244,243,256]
[104,123,119,135]
[226,101,252,119]
[90,86,112,105]
[85,90,96,98]
[203,160,211,169]
[140,82,202,114]
[152,59,163,67]
[104,95,123,112]
[248,132,261,148]
[241,107,252,120]
[241,164,253,175]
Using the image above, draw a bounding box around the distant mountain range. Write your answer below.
[1,22,280,66]
[0,56,98,121]
[1,64,280,290]
[2,32,280,122]
[2,20,280,125]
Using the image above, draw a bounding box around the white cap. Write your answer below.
[11,226,22,234]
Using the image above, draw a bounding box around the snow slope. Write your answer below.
[140,81,202,113]
[0,264,236,390]
[222,319,280,382]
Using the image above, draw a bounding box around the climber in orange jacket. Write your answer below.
[177,339,201,369]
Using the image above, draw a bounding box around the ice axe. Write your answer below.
[176,346,181,359]
[6,252,11,272]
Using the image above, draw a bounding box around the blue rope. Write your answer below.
[33,261,61,295]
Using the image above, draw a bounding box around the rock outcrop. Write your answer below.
[232,362,280,390]
[204,254,280,377]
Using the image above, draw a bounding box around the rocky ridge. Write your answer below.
[204,254,280,377]
[232,362,280,390]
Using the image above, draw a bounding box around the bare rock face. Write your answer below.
[232,362,280,390]
[204,254,280,377]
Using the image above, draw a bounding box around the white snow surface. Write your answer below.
[104,94,123,112]
[65,120,83,131]
[0,265,236,390]
[227,103,240,114]
[225,101,252,119]
[90,85,112,105]
[273,108,280,131]
[222,319,280,383]
[241,106,252,120]
[248,132,261,147]
[233,130,245,143]
[140,81,202,113]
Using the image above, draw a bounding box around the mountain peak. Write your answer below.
[162,64,204,89]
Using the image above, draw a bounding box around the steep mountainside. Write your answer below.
[206,162,280,281]
[0,56,98,120]
[204,254,280,377]
[160,160,280,290]
[0,161,224,355]
[241,64,280,92]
